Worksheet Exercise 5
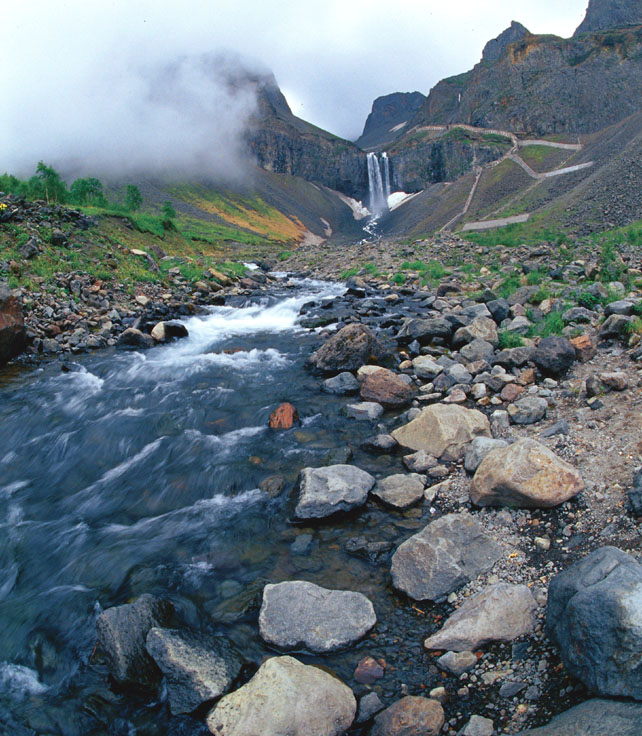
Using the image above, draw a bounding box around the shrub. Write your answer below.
[498,331,524,349]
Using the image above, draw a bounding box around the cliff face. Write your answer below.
[413,25,642,135]
[246,75,368,200]
[574,0,642,36]
[355,92,426,150]
[482,21,530,61]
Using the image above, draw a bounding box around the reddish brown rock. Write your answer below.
[360,369,415,409]
[371,696,444,736]
[500,383,525,402]
[0,284,27,364]
[354,656,385,684]
[269,403,300,430]
[307,323,392,373]
[570,334,597,363]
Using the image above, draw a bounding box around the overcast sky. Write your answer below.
[2,1,589,177]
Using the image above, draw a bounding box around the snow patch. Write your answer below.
[388,191,422,211]
[390,121,408,133]
[336,192,369,220]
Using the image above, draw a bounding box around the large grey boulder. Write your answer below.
[308,323,391,373]
[371,473,426,509]
[424,583,538,651]
[391,513,502,601]
[515,699,642,735]
[295,465,375,519]
[259,581,376,653]
[205,655,356,736]
[391,404,491,461]
[145,628,241,714]
[95,594,173,688]
[470,438,584,508]
[508,395,548,425]
[546,546,642,700]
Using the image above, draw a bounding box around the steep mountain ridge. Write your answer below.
[574,0,642,36]
[355,92,426,151]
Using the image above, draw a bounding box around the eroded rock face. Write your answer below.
[295,464,375,519]
[259,581,376,653]
[424,583,538,652]
[206,656,356,736]
[391,513,502,601]
[546,546,642,700]
[0,283,27,364]
[95,594,173,688]
[370,696,444,736]
[307,323,391,373]
[145,628,241,714]
[470,439,584,508]
[391,404,491,461]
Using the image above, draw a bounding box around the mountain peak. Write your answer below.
[482,21,530,62]
[574,0,642,36]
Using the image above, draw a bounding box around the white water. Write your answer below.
[367,152,387,216]
[381,152,391,200]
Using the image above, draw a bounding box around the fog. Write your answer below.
[1,1,590,179]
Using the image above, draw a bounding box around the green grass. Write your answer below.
[462,221,570,248]
[528,311,565,338]
[497,272,522,299]
[392,273,406,285]
[498,331,525,349]
[400,259,450,285]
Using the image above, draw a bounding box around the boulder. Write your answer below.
[470,439,584,508]
[151,321,188,342]
[0,283,27,364]
[95,594,173,688]
[460,338,494,364]
[391,404,491,462]
[117,327,154,349]
[322,372,360,395]
[371,696,444,736]
[546,546,642,699]
[507,395,548,425]
[514,699,642,735]
[346,401,384,420]
[396,317,452,345]
[206,656,356,736]
[412,355,444,379]
[532,336,576,377]
[494,346,535,369]
[268,402,300,429]
[360,368,415,409]
[391,513,502,601]
[453,317,499,348]
[424,583,537,651]
[464,437,509,474]
[145,628,241,714]
[258,581,376,653]
[307,323,391,373]
[295,464,375,519]
[599,313,634,340]
[371,473,426,509]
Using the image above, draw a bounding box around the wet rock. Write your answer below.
[391,404,491,461]
[268,402,300,429]
[95,594,173,688]
[470,438,584,508]
[295,464,375,519]
[424,583,537,652]
[453,317,499,349]
[259,581,375,653]
[151,320,188,343]
[371,473,426,509]
[354,656,385,684]
[361,434,397,454]
[259,474,286,497]
[0,283,27,363]
[322,371,360,395]
[371,696,444,736]
[437,651,478,676]
[117,327,154,349]
[464,437,508,474]
[206,656,356,736]
[546,546,642,700]
[532,336,576,377]
[145,628,241,714]
[360,368,415,408]
[357,691,385,723]
[458,715,494,736]
[346,401,384,420]
[307,323,391,373]
[514,699,642,735]
[391,512,502,601]
[344,536,394,565]
[508,395,548,425]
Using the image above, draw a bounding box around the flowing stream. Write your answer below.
[0,276,420,734]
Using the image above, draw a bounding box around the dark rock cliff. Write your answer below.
[482,21,530,62]
[574,0,642,36]
[246,75,368,200]
[356,92,426,150]
[411,24,642,135]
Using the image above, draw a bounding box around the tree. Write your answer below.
[36,161,67,204]
[125,184,142,212]
[161,200,176,222]
[70,177,108,207]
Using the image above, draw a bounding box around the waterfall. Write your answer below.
[367,152,388,216]
[381,152,391,200]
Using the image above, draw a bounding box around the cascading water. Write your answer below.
[381,152,391,200]
[366,152,386,216]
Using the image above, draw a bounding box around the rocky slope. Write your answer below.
[574,0,642,36]
[355,92,426,151]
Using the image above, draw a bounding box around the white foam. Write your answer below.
[55,368,104,413]
[0,663,48,697]
[0,481,29,499]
